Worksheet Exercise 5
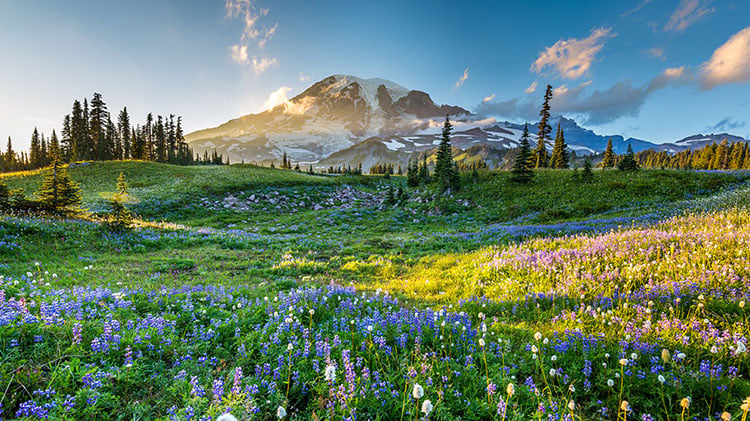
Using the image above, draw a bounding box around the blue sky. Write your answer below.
[1,0,749,151]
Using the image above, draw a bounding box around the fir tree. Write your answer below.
[510,123,534,183]
[550,123,569,169]
[30,128,41,168]
[533,84,553,168]
[49,130,60,162]
[434,115,459,192]
[36,158,82,215]
[581,156,594,182]
[617,144,639,172]
[106,172,133,231]
[89,93,108,160]
[601,138,615,168]
[384,184,396,206]
[118,107,131,160]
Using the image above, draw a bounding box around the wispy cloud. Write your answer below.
[524,81,538,94]
[264,86,291,110]
[700,26,750,89]
[476,67,689,125]
[482,94,495,103]
[251,57,278,75]
[621,0,651,17]
[531,27,615,80]
[453,67,469,90]
[298,73,310,82]
[664,0,714,32]
[230,44,248,64]
[226,0,278,72]
[646,47,665,60]
[705,117,746,132]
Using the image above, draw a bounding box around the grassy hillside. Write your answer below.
[2,162,750,420]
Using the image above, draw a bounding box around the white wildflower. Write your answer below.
[412,383,424,399]
[421,399,433,416]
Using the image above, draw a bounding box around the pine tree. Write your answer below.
[434,115,459,192]
[581,156,594,182]
[601,138,615,168]
[36,158,82,215]
[106,172,133,231]
[30,128,41,168]
[49,130,60,162]
[617,144,639,172]
[5,137,15,171]
[61,115,73,162]
[533,84,553,168]
[384,184,395,206]
[511,123,534,183]
[117,107,131,160]
[550,122,569,169]
[89,93,108,160]
[40,134,48,167]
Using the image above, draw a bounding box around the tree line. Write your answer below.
[635,139,750,170]
[0,93,224,173]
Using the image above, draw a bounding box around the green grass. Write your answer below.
[2,162,750,420]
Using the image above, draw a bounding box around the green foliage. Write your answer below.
[581,156,594,182]
[434,115,460,193]
[36,158,83,215]
[618,144,639,172]
[549,123,569,169]
[601,138,615,168]
[510,123,534,183]
[533,84,553,168]
[105,172,134,231]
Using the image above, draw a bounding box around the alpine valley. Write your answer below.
[185,75,748,168]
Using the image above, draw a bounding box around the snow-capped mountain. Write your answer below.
[186,74,748,167]
[185,74,469,164]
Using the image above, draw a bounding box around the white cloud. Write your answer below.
[621,0,651,17]
[524,81,538,94]
[226,0,278,67]
[531,27,615,80]
[647,47,665,60]
[264,86,291,110]
[482,94,495,103]
[230,44,248,63]
[298,73,310,82]
[664,0,714,32]
[476,67,689,125]
[251,57,278,75]
[700,26,750,89]
[454,68,469,90]
[283,96,316,115]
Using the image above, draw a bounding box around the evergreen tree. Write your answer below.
[89,93,108,160]
[533,84,553,168]
[617,144,639,172]
[511,123,534,183]
[384,184,396,206]
[5,137,15,171]
[61,114,73,162]
[49,130,60,162]
[36,158,82,215]
[434,115,459,192]
[30,128,41,168]
[581,156,594,182]
[154,115,166,162]
[40,134,48,167]
[550,122,569,169]
[601,138,615,168]
[106,172,134,231]
[118,107,131,160]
